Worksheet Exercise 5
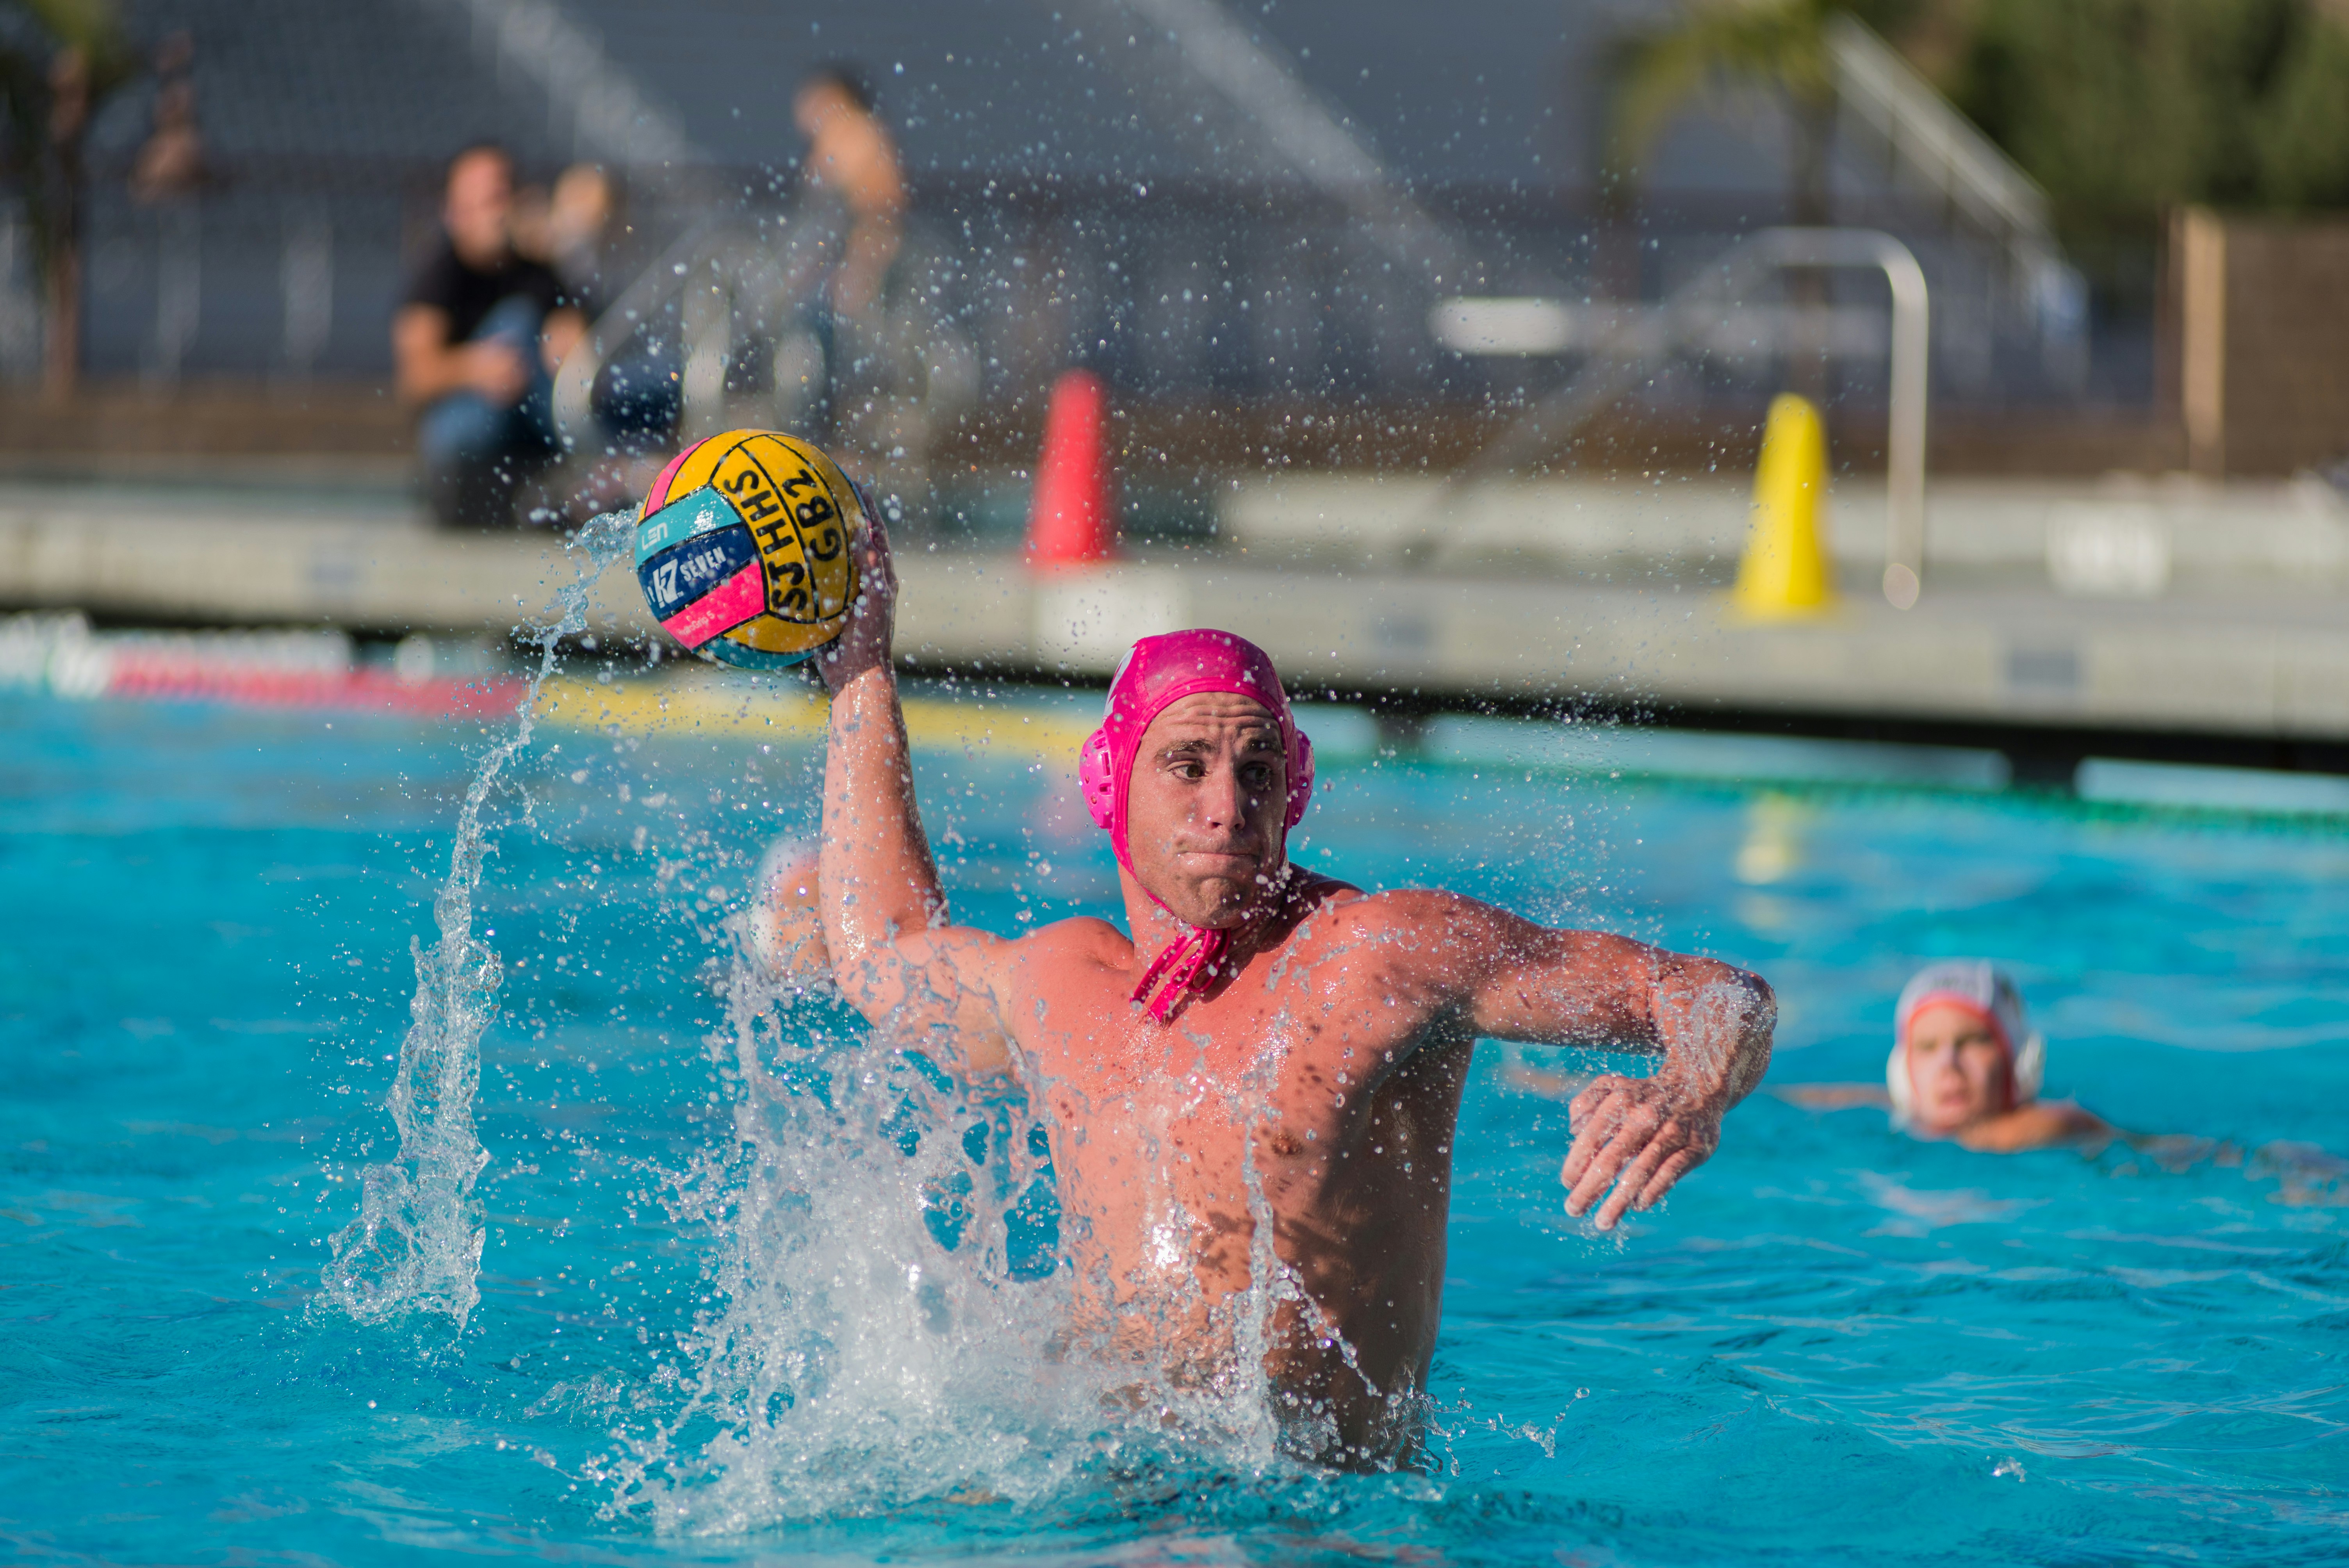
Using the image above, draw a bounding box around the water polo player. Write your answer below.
[1779,959,2113,1151]
[807,507,1776,1463]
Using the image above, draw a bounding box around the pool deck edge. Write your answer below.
[4,509,2346,756]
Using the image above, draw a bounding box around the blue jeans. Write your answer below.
[417,297,560,528]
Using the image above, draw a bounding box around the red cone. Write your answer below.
[1025,369,1118,569]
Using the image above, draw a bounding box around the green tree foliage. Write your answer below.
[0,0,137,392]
[1611,0,2349,241]
[1948,0,2349,241]
[1609,0,1926,223]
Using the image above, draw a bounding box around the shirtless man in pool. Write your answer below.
[813,515,1775,1462]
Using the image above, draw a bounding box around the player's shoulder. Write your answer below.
[1306,882,1492,935]
[1964,1099,2114,1153]
[1281,882,1514,973]
[1016,913,1133,969]
[1775,1083,1893,1112]
[2044,1099,2116,1143]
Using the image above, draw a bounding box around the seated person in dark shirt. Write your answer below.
[394,143,585,528]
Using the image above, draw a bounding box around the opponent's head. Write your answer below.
[1080,630,1314,930]
[1887,960,2044,1133]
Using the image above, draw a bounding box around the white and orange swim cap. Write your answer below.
[1886,959,2046,1127]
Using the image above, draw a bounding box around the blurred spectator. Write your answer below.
[780,62,975,519]
[782,62,905,454]
[545,162,615,304]
[543,163,688,466]
[795,63,905,323]
[512,161,681,490]
[513,162,613,309]
[394,144,585,528]
[128,31,207,205]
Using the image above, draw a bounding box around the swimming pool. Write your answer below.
[4,675,2345,1565]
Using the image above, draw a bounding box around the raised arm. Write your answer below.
[1434,895,1774,1229]
[813,502,1012,1075]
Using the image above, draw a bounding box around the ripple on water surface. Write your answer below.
[1,681,2345,1566]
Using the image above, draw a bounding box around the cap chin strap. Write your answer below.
[1126,859,1290,1022]
[1129,922,1231,1023]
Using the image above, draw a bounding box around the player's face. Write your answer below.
[444,151,514,267]
[1123,693,1287,930]
[1903,1003,2010,1132]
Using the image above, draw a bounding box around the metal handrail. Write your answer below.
[1414,227,1930,608]
[1827,16,2055,289]
[1752,228,1928,609]
[1829,14,2083,381]
[549,214,839,453]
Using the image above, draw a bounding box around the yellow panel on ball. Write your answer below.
[632,429,866,672]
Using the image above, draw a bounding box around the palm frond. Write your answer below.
[5,0,134,87]
[1607,0,1842,175]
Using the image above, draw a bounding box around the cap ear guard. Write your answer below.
[2012,1030,2045,1104]
[1885,1042,1912,1128]
[1285,729,1315,829]
[1080,727,1116,829]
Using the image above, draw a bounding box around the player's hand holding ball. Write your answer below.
[814,469,896,695]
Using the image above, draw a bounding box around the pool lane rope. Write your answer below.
[1,614,522,718]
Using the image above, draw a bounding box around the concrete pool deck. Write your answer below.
[2,469,2345,767]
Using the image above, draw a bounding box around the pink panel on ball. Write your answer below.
[644,442,700,511]
[659,561,766,647]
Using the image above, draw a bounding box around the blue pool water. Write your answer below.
[4,678,2347,1566]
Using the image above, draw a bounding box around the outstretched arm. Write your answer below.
[1774,1083,1890,1111]
[1440,897,1774,1229]
[814,502,1011,1076]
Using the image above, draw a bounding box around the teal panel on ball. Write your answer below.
[634,486,734,564]
[700,635,816,672]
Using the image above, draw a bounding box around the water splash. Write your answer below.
[588,938,1351,1531]
[323,511,636,1328]
[593,948,1081,1528]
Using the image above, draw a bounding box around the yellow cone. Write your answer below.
[1732,393,1836,617]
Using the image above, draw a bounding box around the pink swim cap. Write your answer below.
[1080,629,1314,870]
[1078,629,1315,1019]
